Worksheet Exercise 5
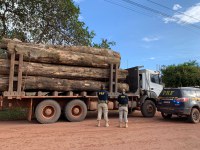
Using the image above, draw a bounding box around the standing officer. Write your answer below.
[118,89,129,128]
[97,85,109,127]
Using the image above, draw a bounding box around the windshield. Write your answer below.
[150,74,160,84]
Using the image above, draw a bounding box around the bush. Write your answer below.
[161,61,200,87]
[0,107,28,121]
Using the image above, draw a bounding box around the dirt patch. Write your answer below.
[0,111,200,150]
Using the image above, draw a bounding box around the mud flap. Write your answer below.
[27,99,33,121]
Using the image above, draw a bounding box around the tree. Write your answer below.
[0,0,94,45]
[92,38,116,49]
[0,0,116,49]
[161,61,200,87]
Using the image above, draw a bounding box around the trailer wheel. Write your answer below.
[189,108,200,123]
[35,100,61,124]
[64,99,87,122]
[141,100,156,117]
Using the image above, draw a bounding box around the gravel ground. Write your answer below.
[0,111,200,150]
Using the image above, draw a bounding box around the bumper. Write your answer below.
[157,106,191,115]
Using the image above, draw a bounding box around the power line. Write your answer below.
[121,0,200,31]
[104,0,200,34]
[104,0,157,18]
[147,0,200,23]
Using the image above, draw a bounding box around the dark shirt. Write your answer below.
[118,93,129,105]
[97,90,108,101]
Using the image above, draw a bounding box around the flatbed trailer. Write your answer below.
[0,52,162,123]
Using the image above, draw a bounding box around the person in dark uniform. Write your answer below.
[97,85,109,127]
[118,89,129,128]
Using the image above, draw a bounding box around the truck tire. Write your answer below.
[161,112,172,119]
[141,100,156,117]
[35,100,61,124]
[64,99,87,122]
[189,108,200,123]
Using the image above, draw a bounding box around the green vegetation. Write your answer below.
[0,108,28,120]
[161,60,200,87]
[92,39,116,49]
[0,0,115,49]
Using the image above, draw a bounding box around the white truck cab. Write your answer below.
[139,69,163,97]
[126,66,164,117]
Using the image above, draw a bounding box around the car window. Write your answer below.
[150,74,160,84]
[196,90,200,98]
[159,89,181,98]
[182,90,196,98]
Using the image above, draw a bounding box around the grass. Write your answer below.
[0,107,28,121]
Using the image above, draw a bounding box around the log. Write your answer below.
[1,38,120,58]
[0,76,129,92]
[49,45,120,59]
[0,38,22,49]
[0,76,8,91]
[1,38,120,59]
[6,43,120,68]
[0,59,128,80]
[0,38,120,58]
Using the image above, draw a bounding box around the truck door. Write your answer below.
[149,73,163,96]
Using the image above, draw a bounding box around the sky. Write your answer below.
[73,0,200,70]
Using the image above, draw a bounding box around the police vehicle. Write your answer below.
[157,87,200,123]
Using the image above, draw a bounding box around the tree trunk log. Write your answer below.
[48,45,120,58]
[0,59,127,80]
[0,76,129,92]
[1,38,121,68]
[0,38,22,49]
[5,43,120,68]
[1,38,120,58]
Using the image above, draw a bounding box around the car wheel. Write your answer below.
[189,108,200,123]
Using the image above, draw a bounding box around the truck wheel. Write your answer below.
[189,108,200,123]
[64,99,87,122]
[35,100,61,124]
[141,100,156,117]
[161,112,172,119]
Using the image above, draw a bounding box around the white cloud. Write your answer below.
[142,36,160,42]
[173,4,182,10]
[164,3,200,24]
[73,0,84,3]
[149,57,155,60]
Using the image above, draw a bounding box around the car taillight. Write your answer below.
[176,98,189,102]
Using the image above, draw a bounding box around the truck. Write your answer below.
[0,53,163,124]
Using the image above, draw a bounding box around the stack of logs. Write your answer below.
[0,38,129,92]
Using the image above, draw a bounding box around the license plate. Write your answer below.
[163,101,170,104]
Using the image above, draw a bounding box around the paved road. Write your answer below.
[0,111,200,150]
